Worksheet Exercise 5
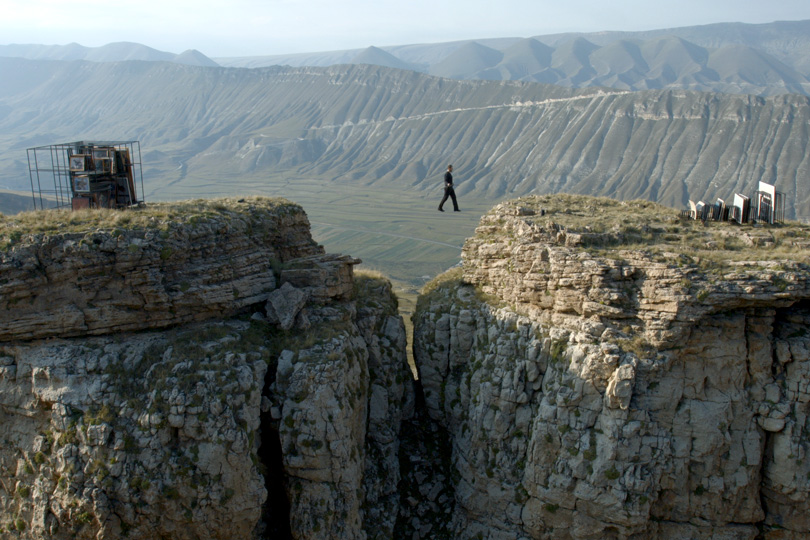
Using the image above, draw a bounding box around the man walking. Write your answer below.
[438,164,460,212]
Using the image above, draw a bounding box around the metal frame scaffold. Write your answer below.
[26,140,145,211]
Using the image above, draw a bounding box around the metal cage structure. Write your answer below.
[754,189,785,225]
[26,141,145,211]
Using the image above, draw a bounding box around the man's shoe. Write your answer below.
[454,209,460,212]
[438,208,444,212]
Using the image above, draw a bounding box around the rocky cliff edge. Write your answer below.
[0,198,413,539]
[413,194,810,539]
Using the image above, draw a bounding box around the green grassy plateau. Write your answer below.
[148,172,496,290]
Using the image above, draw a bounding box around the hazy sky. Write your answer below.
[3,0,810,57]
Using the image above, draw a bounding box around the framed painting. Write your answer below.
[73,175,90,193]
[95,158,112,173]
[69,154,87,171]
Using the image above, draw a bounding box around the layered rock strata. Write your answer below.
[266,273,414,540]
[0,198,412,539]
[0,198,325,341]
[413,195,810,539]
[0,320,269,539]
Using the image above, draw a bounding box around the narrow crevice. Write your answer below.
[394,378,456,539]
[257,413,293,540]
[257,359,292,540]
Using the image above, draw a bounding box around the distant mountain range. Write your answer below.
[0,42,219,67]
[1,58,808,219]
[1,20,809,96]
[214,20,810,96]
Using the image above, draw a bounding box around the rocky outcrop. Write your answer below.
[0,198,412,539]
[0,198,329,341]
[413,195,810,539]
[9,193,809,539]
[0,321,269,539]
[266,273,414,540]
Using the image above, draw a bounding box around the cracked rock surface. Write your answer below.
[0,198,412,540]
[412,196,810,539]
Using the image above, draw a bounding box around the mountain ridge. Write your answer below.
[2,20,809,96]
[1,59,808,221]
[0,41,219,67]
[212,20,810,96]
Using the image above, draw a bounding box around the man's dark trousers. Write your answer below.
[439,186,459,211]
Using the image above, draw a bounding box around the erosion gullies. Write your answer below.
[2,60,810,220]
[411,195,810,539]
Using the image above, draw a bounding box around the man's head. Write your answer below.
[447,165,453,172]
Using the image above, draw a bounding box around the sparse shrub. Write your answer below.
[514,484,529,504]
[549,340,567,364]
[221,487,235,504]
[616,335,654,358]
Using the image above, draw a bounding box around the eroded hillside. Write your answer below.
[1,61,809,220]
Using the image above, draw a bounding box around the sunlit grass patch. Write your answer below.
[0,196,297,251]
[490,194,810,268]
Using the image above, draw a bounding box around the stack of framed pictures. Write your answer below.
[68,144,138,209]
[732,194,750,224]
[686,181,784,226]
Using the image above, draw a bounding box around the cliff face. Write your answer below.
[0,198,412,539]
[4,194,810,539]
[267,274,413,539]
[0,198,322,341]
[413,195,810,539]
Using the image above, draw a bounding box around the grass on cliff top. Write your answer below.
[495,194,810,265]
[0,196,298,250]
[355,268,419,374]
[354,269,399,315]
[415,266,499,313]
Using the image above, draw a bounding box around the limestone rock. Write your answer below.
[605,363,635,410]
[265,282,310,330]
[268,274,412,540]
[0,198,322,341]
[0,321,268,540]
[410,196,810,539]
[0,199,411,540]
